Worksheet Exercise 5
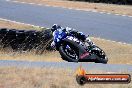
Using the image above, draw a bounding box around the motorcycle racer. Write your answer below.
[50,24,108,63]
[51,24,94,48]
[50,24,94,49]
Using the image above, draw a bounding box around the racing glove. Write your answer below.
[51,41,56,50]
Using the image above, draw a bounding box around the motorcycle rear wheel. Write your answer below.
[59,44,79,62]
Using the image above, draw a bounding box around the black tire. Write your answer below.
[91,46,108,64]
[59,44,79,62]
[96,56,108,64]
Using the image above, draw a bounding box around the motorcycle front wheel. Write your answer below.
[91,46,108,64]
[59,43,79,62]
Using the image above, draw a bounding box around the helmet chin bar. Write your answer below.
[51,24,62,32]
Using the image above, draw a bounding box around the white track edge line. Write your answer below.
[6,0,132,18]
[0,17,131,46]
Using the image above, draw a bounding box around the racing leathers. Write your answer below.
[51,27,94,49]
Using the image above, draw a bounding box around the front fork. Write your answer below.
[85,37,95,46]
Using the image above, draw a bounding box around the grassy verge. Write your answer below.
[0,67,131,88]
[0,19,62,62]
[0,19,132,64]
[0,20,42,30]
[12,0,132,16]
[0,50,62,62]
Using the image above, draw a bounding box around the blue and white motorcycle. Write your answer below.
[52,29,108,64]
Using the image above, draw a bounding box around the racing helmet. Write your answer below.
[51,24,61,32]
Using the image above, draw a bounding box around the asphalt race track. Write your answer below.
[0,60,132,72]
[0,0,132,72]
[0,0,132,44]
